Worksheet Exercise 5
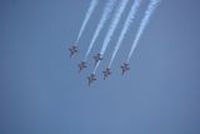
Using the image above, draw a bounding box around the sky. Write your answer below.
[1,0,200,134]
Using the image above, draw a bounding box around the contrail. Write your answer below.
[84,0,118,61]
[76,0,98,43]
[93,0,129,73]
[127,0,160,63]
[108,0,142,68]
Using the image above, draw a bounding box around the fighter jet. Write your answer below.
[121,63,130,75]
[102,67,111,80]
[68,45,78,58]
[93,53,103,66]
[87,73,97,86]
[78,61,87,73]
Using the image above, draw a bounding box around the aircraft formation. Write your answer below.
[68,0,161,86]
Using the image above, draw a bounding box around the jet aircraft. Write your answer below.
[78,61,87,73]
[102,67,111,80]
[68,45,78,58]
[121,63,130,75]
[87,73,97,86]
[93,53,103,66]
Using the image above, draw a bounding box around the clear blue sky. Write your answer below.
[1,0,200,134]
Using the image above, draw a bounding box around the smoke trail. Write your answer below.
[93,60,100,74]
[100,0,129,55]
[127,0,160,63]
[84,0,118,61]
[76,0,98,43]
[108,0,142,68]
[93,0,129,73]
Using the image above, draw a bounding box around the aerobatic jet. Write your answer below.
[102,67,111,80]
[121,63,130,75]
[68,45,78,58]
[78,61,87,73]
[93,53,103,66]
[87,73,97,86]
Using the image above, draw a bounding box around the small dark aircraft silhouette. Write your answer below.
[121,63,130,75]
[93,53,103,66]
[102,67,111,80]
[68,45,78,58]
[87,73,97,86]
[78,61,87,73]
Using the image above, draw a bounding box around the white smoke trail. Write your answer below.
[108,0,142,68]
[127,0,160,63]
[100,0,129,55]
[84,0,118,61]
[76,0,98,43]
[93,60,100,74]
[93,0,129,73]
